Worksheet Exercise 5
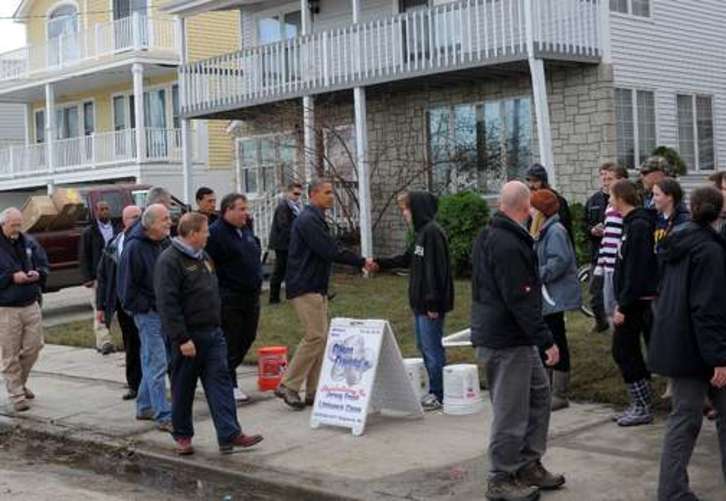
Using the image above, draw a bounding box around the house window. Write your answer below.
[678,94,715,172]
[610,0,650,16]
[172,85,180,130]
[237,134,298,196]
[427,97,532,194]
[257,9,301,44]
[615,88,655,169]
[47,4,79,65]
[35,104,84,143]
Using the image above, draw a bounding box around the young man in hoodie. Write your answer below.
[610,179,658,427]
[375,191,454,411]
[154,213,263,456]
[649,186,726,500]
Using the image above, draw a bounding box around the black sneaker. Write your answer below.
[486,476,540,500]
[516,461,565,490]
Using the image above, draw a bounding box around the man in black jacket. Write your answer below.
[610,179,658,427]
[80,200,119,355]
[206,193,262,404]
[154,212,263,456]
[584,163,615,333]
[649,187,726,500]
[0,208,49,413]
[117,204,172,431]
[96,205,142,400]
[471,181,563,501]
[525,163,574,246]
[268,182,303,304]
[275,179,373,410]
[375,191,454,410]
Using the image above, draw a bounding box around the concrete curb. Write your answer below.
[0,414,357,501]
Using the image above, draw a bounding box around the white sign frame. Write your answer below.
[310,318,424,436]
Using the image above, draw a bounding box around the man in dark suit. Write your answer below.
[267,182,303,304]
[79,200,119,355]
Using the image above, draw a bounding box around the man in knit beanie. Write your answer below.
[525,164,574,245]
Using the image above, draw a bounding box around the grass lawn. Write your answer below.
[45,273,665,408]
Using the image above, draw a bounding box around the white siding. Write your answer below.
[610,0,726,170]
[0,104,26,147]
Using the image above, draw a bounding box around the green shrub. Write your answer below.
[652,145,687,176]
[437,192,490,277]
[569,202,589,266]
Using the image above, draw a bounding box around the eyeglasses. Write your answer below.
[292,192,302,197]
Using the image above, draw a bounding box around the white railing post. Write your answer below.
[132,12,142,50]
[132,63,145,165]
[301,0,316,183]
[524,0,535,57]
[45,83,55,191]
[95,23,102,58]
[91,133,97,167]
[8,147,14,179]
[598,0,611,62]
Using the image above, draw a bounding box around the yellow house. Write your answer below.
[0,0,241,202]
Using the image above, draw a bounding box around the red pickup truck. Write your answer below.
[31,184,187,292]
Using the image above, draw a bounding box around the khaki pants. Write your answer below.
[283,293,329,394]
[91,285,112,350]
[0,302,43,404]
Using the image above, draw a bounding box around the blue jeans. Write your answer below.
[414,315,446,402]
[134,312,171,423]
[170,328,241,445]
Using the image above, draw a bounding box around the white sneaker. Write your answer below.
[233,387,251,404]
[420,393,442,411]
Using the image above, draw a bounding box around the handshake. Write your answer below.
[363,257,380,273]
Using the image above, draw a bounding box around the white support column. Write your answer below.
[301,0,316,182]
[132,63,145,167]
[24,104,32,145]
[177,16,194,205]
[528,57,556,188]
[45,83,55,194]
[352,0,373,257]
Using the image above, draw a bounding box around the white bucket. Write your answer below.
[403,358,429,400]
[443,364,485,416]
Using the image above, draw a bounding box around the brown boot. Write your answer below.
[486,476,540,500]
[275,384,305,410]
[516,461,565,490]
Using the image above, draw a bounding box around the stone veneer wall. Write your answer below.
[231,63,617,257]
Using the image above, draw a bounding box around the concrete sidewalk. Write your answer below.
[1,344,724,500]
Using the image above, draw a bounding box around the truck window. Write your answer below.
[132,190,149,208]
[77,194,91,224]
[97,191,125,219]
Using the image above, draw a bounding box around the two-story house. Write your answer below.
[0,0,242,206]
[163,0,724,255]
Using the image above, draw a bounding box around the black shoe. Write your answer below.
[275,384,305,410]
[122,390,138,400]
[516,461,565,491]
[100,343,115,355]
[486,477,540,500]
[269,298,281,305]
[590,321,610,334]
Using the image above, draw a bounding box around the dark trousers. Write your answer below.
[170,328,241,445]
[612,300,651,384]
[269,250,288,303]
[221,291,261,388]
[117,303,141,392]
[479,345,551,479]
[542,312,570,372]
[589,270,607,327]
[658,378,726,500]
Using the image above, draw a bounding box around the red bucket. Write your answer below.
[257,346,288,391]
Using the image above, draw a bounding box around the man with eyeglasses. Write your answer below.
[268,182,304,305]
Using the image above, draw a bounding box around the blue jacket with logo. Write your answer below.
[0,233,49,307]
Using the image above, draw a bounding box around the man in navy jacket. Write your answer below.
[206,193,262,404]
[117,204,172,431]
[275,179,373,410]
[0,208,48,413]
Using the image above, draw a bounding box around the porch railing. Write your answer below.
[180,0,602,115]
[0,15,178,83]
[0,128,193,180]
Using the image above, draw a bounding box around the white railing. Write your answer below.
[248,192,279,251]
[0,128,193,181]
[180,0,601,114]
[0,15,178,83]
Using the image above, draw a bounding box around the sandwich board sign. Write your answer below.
[310,318,424,436]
